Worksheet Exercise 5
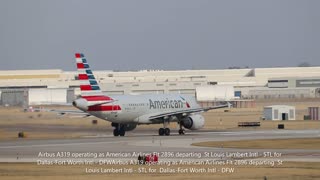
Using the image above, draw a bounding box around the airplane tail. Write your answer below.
[74,53,114,106]
[75,53,104,97]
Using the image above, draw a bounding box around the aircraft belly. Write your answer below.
[116,112,137,123]
[88,111,109,121]
[96,111,137,123]
[88,108,142,123]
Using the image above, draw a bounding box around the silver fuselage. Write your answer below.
[75,94,200,124]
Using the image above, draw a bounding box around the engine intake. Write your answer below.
[181,114,205,130]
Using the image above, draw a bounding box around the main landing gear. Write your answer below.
[112,123,125,136]
[159,118,170,136]
[158,128,170,136]
[158,119,186,136]
[158,127,185,136]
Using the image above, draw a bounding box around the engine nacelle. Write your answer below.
[123,123,137,131]
[181,114,205,130]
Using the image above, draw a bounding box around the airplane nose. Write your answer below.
[73,98,88,111]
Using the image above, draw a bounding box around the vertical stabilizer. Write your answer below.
[75,53,104,97]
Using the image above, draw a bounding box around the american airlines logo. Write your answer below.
[149,98,186,109]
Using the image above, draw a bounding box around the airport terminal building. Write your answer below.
[1,66,320,106]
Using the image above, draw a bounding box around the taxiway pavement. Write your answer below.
[0,129,319,162]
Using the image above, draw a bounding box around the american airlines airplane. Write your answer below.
[70,53,230,136]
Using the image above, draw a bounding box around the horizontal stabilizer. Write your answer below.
[87,100,115,107]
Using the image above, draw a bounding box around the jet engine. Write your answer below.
[180,114,205,130]
[123,123,137,131]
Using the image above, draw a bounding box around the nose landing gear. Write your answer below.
[178,121,185,135]
[178,129,185,135]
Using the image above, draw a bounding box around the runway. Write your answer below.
[0,129,319,162]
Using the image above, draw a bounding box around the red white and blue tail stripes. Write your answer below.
[75,53,103,96]
[74,53,121,111]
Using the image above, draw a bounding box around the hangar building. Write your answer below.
[1,66,320,106]
[263,105,296,121]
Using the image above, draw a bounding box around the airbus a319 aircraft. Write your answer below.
[70,53,230,136]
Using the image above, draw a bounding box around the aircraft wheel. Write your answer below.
[113,129,120,136]
[164,128,170,136]
[158,128,165,136]
[119,128,125,136]
[178,129,185,135]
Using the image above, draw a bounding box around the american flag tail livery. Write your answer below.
[75,53,113,105]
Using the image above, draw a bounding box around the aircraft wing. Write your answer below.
[148,108,204,120]
[202,102,232,111]
[148,103,230,120]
